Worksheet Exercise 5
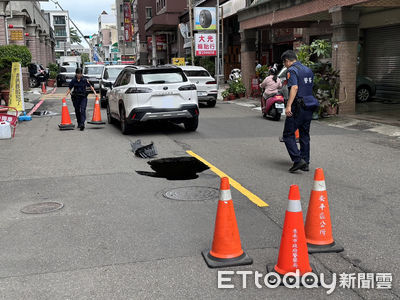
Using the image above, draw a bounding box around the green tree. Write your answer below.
[70,27,82,44]
[0,45,32,67]
[81,53,90,64]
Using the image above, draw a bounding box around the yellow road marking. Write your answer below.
[186,150,268,207]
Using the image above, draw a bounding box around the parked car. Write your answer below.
[99,65,128,108]
[56,65,76,87]
[28,63,48,88]
[356,76,376,103]
[83,64,104,92]
[180,66,217,107]
[107,65,199,134]
[277,66,376,103]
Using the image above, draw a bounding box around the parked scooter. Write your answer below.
[261,91,285,121]
[229,68,241,82]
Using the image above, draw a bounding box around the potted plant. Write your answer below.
[235,80,247,98]
[47,63,59,87]
[221,90,230,101]
[0,57,14,105]
[228,81,237,100]
[47,71,57,87]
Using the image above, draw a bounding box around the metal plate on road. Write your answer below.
[163,186,219,201]
[20,202,64,214]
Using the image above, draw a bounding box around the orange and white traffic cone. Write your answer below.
[88,96,105,125]
[202,177,253,268]
[267,185,315,280]
[279,129,300,143]
[58,98,75,130]
[41,82,47,94]
[305,168,344,253]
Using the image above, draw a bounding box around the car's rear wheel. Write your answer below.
[184,116,199,131]
[207,100,216,107]
[356,86,371,103]
[29,77,37,88]
[119,105,129,134]
[107,101,115,124]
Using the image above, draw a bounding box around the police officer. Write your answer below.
[281,50,319,173]
[65,68,97,131]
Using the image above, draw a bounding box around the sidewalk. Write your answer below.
[217,89,400,138]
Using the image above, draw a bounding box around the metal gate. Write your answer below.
[364,25,400,99]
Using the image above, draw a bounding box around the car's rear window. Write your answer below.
[184,70,210,77]
[135,70,187,84]
[84,66,103,75]
[60,66,76,73]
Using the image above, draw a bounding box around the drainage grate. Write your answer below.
[163,186,219,201]
[21,202,64,214]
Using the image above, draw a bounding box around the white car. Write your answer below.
[107,66,199,134]
[99,64,128,107]
[180,66,217,107]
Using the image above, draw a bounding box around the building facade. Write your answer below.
[46,10,71,58]
[145,0,188,65]
[115,0,135,58]
[98,10,118,62]
[132,0,155,65]
[238,0,400,113]
[0,1,56,67]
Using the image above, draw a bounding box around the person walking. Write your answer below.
[281,50,319,173]
[65,68,97,131]
[259,67,282,114]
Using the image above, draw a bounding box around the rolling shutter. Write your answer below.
[364,25,400,99]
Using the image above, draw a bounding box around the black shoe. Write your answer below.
[301,164,309,172]
[289,159,307,173]
[80,125,85,131]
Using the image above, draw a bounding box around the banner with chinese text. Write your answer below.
[195,33,216,56]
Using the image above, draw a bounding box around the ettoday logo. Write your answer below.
[218,270,336,294]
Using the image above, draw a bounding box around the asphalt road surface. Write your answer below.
[0,87,399,299]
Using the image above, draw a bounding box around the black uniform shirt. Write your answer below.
[69,77,91,96]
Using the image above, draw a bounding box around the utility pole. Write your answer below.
[188,0,194,66]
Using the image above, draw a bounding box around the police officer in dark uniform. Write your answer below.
[65,68,97,131]
[281,50,319,173]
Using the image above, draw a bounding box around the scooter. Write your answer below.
[229,68,241,82]
[261,91,285,121]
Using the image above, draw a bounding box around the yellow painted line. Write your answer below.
[187,150,268,207]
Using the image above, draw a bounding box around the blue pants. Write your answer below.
[283,105,313,163]
[72,97,88,127]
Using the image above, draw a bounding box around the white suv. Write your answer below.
[107,66,199,134]
[180,66,217,107]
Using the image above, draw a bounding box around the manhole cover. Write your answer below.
[163,186,219,201]
[21,202,64,214]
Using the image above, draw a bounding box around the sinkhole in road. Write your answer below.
[136,156,209,180]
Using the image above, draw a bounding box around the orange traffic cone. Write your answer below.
[58,98,75,130]
[88,96,105,125]
[279,129,300,143]
[267,185,314,278]
[202,177,253,268]
[295,129,300,141]
[305,168,344,253]
[41,82,47,94]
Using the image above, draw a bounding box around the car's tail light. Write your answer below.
[206,81,216,84]
[178,84,196,91]
[125,87,153,94]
